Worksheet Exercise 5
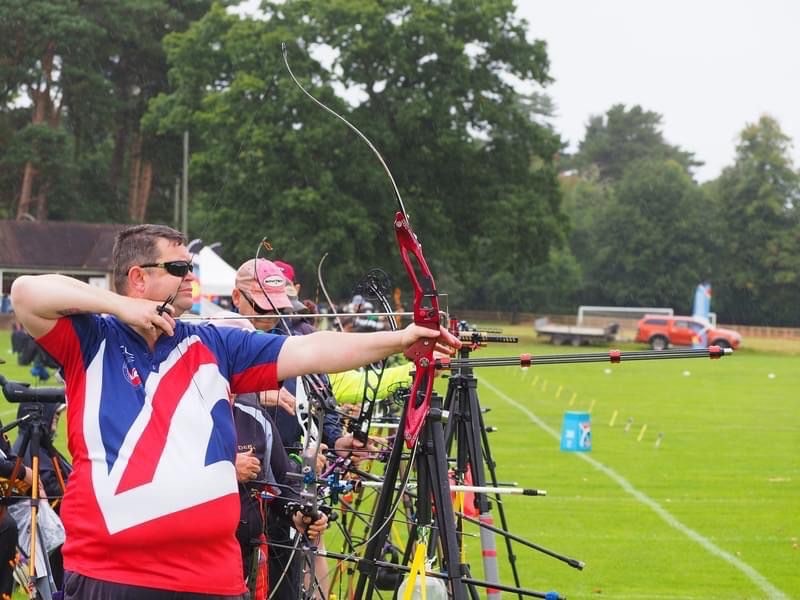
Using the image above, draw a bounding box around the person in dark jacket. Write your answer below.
[234,393,327,600]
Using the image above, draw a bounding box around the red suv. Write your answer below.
[635,316,741,351]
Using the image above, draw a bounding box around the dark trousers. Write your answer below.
[63,572,249,600]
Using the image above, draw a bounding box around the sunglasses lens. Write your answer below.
[165,261,192,277]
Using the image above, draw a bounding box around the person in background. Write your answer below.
[231,259,342,448]
[273,261,306,315]
[231,258,383,597]
[233,391,325,600]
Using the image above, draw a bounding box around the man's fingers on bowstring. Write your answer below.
[155,304,177,333]
[120,298,167,335]
[152,316,175,337]
[142,300,176,336]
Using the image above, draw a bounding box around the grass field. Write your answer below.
[1,328,798,599]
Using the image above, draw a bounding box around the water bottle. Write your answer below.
[396,574,448,600]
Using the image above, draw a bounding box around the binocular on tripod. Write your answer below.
[0,375,65,407]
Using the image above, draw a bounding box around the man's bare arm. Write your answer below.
[275,324,460,381]
[10,274,175,339]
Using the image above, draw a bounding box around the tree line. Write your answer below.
[2,1,798,325]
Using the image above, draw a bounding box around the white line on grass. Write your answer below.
[481,378,790,600]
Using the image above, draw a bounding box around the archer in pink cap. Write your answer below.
[234,259,293,311]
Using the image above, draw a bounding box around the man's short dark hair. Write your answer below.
[112,224,187,293]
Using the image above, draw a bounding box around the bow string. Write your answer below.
[281,43,441,449]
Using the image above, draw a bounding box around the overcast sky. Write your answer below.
[518,0,800,181]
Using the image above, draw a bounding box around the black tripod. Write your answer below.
[352,385,567,599]
[354,390,467,600]
[442,333,525,600]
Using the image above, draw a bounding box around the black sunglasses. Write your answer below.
[139,260,194,278]
[238,289,279,316]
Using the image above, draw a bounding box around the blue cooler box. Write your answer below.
[560,411,592,452]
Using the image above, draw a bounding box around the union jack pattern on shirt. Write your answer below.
[38,315,285,595]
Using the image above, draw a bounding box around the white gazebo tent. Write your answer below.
[194,246,236,297]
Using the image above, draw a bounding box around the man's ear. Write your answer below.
[231,287,241,309]
[126,266,147,297]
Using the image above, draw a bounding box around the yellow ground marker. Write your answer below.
[555,385,563,399]
[609,410,618,427]
[637,424,648,442]
[568,392,576,406]
[531,375,539,387]
[588,398,596,413]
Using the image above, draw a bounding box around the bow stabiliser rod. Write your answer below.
[179,310,447,321]
[435,346,732,370]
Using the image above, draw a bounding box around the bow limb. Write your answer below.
[282,44,441,448]
[394,212,440,447]
[317,252,345,332]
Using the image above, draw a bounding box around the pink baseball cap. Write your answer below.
[234,259,292,311]
[273,260,296,283]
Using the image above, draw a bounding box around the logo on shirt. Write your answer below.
[120,345,142,387]
[123,365,142,387]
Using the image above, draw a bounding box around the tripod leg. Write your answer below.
[448,366,522,600]
[38,435,68,506]
[20,425,59,600]
[420,396,466,600]
[459,378,507,600]
[27,429,42,595]
[476,386,524,599]
[354,399,411,599]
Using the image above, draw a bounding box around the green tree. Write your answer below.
[585,158,713,310]
[559,171,612,282]
[0,0,101,219]
[146,0,568,306]
[709,115,800,325]
[144,4,381,290]
[572,104,701,182]
[0,0,212,223]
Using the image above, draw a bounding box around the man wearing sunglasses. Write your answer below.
[10,223,460,600]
